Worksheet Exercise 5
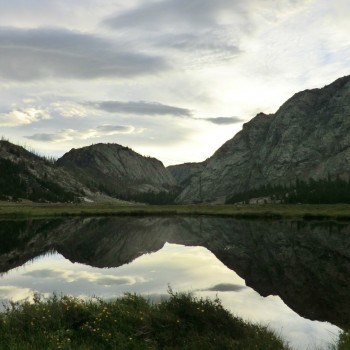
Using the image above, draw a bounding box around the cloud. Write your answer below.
[103,0,246,31]
[85,100,243,125]
[0,107,50,127]
[51,101,88,118]
[25,125,139,143]
[87,100,192,117]
[103,0,246,65]
[0,27,167,81]
[200,116,244,125]
[154,32,241,63]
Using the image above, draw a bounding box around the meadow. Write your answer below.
[2,202,350,220]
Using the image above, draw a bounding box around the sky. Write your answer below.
[0,0,349,165]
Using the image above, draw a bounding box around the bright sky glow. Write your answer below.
[0,0,349,165]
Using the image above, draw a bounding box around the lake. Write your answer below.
[0,216,348,349]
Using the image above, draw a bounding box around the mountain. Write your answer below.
[0,140,176,203]
[0,140,91,202]
[57,143,177,202]
[177,75,350,203]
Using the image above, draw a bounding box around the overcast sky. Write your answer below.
[0,0,349,165]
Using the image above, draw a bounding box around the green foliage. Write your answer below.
[0,158,77,203]
[337,330,350,350]
[0,159,28,200]
[286,176,350,204]
[0,292,291,350]
[226,176,350,205]
[122,189,180,205]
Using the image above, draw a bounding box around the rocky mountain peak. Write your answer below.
[176,75,350,203]
[57,142,176,201]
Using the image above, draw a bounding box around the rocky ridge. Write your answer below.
[167,161,206,186]
[57,143,177,200]
[177,75,350,203]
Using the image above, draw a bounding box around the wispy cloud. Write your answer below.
[86,100,192,117]
[85,100,243,125]
[25,125,140,143]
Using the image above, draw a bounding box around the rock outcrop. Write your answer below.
[57,143,176,200]
[177,75,350,203]
[167,161,206,186]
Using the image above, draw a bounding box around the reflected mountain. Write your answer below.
[0,216,349,329]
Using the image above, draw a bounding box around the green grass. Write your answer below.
[2,202,350,220]
[0,292,291,350]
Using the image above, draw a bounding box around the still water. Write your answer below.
[0,216,348,349]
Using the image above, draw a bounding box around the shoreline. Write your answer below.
[1,202,350,220]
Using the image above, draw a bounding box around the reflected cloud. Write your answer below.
[23,268,146,286]
[201,283,246,292]
[0,286,34,303]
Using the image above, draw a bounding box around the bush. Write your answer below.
[0,292,291,349]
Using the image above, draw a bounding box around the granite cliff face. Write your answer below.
[167,162,206,186]
[57,143,176,200]
[177,75,350,203]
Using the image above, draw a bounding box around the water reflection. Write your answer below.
[0,216,348,348]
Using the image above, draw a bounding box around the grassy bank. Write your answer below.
[2,202,350,220]
[0,292,291,350]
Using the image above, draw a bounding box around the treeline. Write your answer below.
[226,176,350,204]
[121,189,180,205]
[94,180,180,205]
[0,159,77,203]
[1,137,57,165]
